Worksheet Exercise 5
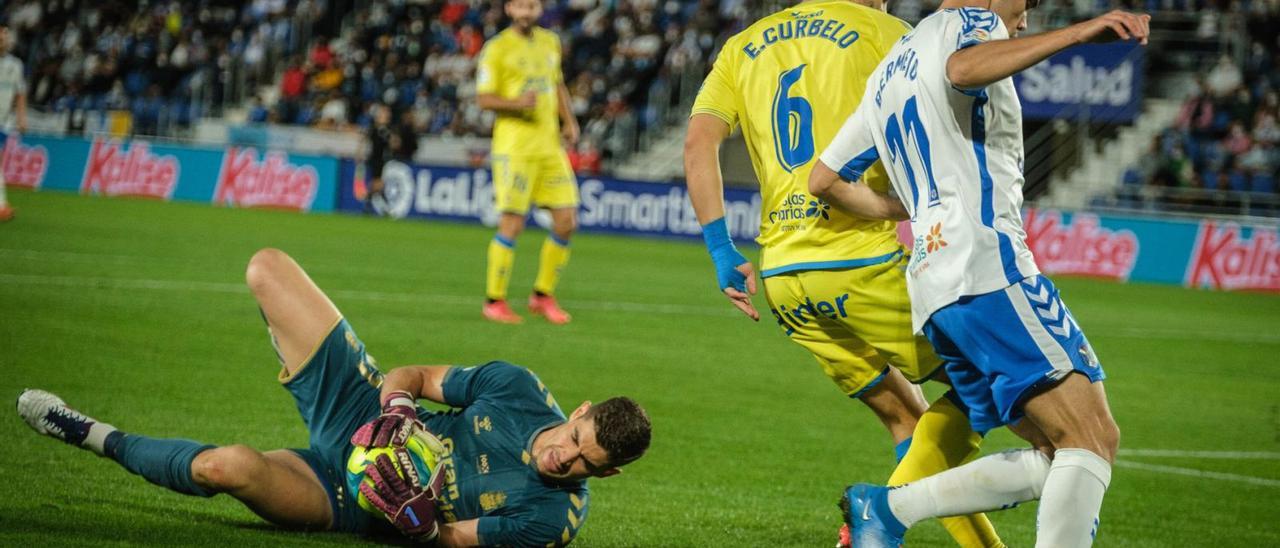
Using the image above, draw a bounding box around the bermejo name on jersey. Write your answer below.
[691,1,914,277]
[819,7,1040,332]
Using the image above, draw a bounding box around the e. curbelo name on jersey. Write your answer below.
[81,138,180,199]
[214,147,319,211]
[1,134,48,189]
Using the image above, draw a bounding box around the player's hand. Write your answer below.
[1073,10,1151,45]
[723,261,760,321]
[351,390,422,448]
[361,448,445,543]
[562,120,580,147]
[516,91,538,110]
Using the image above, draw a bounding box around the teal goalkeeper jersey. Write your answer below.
[423,362,589,547]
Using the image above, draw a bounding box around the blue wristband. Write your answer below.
[701,217,748,292]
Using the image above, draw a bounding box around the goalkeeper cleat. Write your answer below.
[841,483,907,548]
[17,389,96,447]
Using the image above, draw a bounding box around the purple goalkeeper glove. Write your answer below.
[351,390,422,448]
[360,448,446,543]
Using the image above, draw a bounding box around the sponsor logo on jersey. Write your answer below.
[770,293,852,335]
[925,222,948,253]
[81,138,179,199]
[1024,208,1139,281]
[1,134,48,189]
[769,193,829,226]
[1185,221,1280,291]
[479,491,508,512]
[214,147,319,211]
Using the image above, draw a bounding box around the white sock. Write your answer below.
[82,421,118,457]
[1035,448,1111,548]
[888,448,1051,528]
[0,172,8,206]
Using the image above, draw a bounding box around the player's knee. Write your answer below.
[553,215,577,238]
[245,248,290,296]
[192,445,266,492]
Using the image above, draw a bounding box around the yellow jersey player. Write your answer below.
[476,0,580,325]
[684,1,1002,546]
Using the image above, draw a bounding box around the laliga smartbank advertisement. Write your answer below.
[0,132,337,212]
[339,159,1279,293]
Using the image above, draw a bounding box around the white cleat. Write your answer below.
[17,389,95,446]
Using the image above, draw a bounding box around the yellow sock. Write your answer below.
[486,235,516,301]
[533,235,571,295]
[889,395,1005,548]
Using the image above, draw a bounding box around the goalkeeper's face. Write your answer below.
[531,402,619,482]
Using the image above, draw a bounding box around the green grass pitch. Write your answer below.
[2,189,1278,547]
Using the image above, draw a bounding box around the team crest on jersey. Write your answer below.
[1079,342,1100,368]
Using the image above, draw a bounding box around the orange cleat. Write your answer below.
[482,300,523,324]
[836,523,851,548]
[528,294,571,325]
[0,205,13,222]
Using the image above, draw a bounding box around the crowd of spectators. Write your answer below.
[1116,3,1280,215]
[3,0,754,174]
[3,0,327,136]
[248,0,752,173]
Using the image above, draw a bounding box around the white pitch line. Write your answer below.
[1119,449,1280,460]
[3,271,1280,331]
[0,273,740,318]
[1114,460,1280,488]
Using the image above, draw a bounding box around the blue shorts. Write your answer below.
[280,318,391,535]
[922,275,1106,435]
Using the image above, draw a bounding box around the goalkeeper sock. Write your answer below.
[533,235,571,296]
[486,235,516,301]
[1034,449,1111,548]
[888,448,1051,529]
[81,422,119,457]
[889,395,1005,547]
[104,431,216,497]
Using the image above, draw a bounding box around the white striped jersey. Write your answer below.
[818,7,1040,333]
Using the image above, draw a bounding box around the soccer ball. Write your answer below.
[345,432,441,515]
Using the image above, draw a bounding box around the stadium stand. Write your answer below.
[5,0,1277,211]
[2,0,756,172]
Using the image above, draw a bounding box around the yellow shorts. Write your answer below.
[492,153,579,214]
[763,252,941,397]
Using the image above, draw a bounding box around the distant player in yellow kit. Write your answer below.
[683,2,1003,546]
[476,0,579,325]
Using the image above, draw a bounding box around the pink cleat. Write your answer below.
[482,300,523,324]
[528,294,572,325]
[836,523,851,548]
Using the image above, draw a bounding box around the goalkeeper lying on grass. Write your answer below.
[17,248,651,547]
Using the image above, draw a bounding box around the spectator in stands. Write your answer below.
[1207,54,1244,98]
